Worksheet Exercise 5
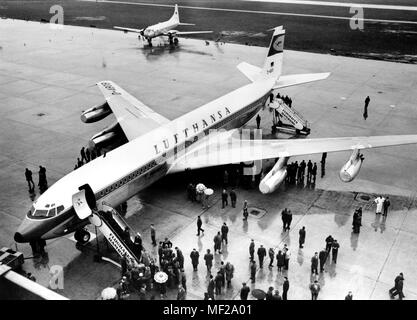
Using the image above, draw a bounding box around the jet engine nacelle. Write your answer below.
[89,122,123,149]
[81,101,112,123]
[259,157,289,194]
[339,149,364,182]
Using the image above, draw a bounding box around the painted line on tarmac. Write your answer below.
[78,0,417,25]
[242,0,417,12]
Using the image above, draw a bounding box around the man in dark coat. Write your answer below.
[320,152,327,178]
[250,260,257,283]
[230,189,237,208]
[175,247,184,269]
[307,160,313,182]
[331,240,340,264]
[85,148,91,162]
[383,197,391,217]
[282,277,289,300]
[25,168,35,191]
[187,183,195,201]
[268,248,275,268]
[311,163,317,183]
[207,275,215,300]
[389,273,405,300]
[196,216,204,236]
[80,147,87,163]
[240,282,250,300]
[221,189,228,208]
[213,232,222,254]
[150,224,157,246]
[325,235,334,255]
[257,245,267,268]
[214,272,223,295]
[299,226,306,248]
[311,252,319,275]
[256,114,261,130]
[204,249,214,273]
[299,160,306,181]
[281,208,288,230]
[249,239,255,261]
[120,253,128,277]
[221,222,229,244]
[286,210,293,231]
[190,248,199,271]
[352,208,362,233]
[265,287,274,300]
[319,248,327,273]
[309,280,320,300]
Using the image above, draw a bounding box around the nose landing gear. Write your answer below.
[74,228,91,245]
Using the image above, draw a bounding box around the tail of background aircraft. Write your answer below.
[173,4,196,26]
[170,4,180,23]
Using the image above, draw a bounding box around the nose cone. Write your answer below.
[14,232,25,243]
[14,216,44,243]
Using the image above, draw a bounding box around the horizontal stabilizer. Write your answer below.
[273,72,330,89]
[178,22,195,26]
[237,62,262,82]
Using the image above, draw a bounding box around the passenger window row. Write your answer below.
[97,161,157,198]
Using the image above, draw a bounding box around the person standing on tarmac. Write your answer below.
[25,168,35,191]
[196,216,204,236]
[256,114,261,130]
[221,222,229,244]
[230,189,237,208]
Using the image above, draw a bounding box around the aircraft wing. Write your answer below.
[97,81,170,141]
[114,26,144,34]
[168,134,417,172]
[165,30,213,36]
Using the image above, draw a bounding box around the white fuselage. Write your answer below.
[143,18,178,39]
[21,77,275,240]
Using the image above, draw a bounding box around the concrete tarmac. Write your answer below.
[1,19,417,299]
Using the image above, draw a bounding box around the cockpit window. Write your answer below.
[57,205,64,215]
[27,205,65,219]
[48,207,56,217]
[33,209,48,218]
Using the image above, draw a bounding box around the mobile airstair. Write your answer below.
[269,98,310,136]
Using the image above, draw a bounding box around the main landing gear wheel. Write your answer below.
[173,37,179,45]
[74,228,91,245]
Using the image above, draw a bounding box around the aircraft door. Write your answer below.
[72,184,97,220]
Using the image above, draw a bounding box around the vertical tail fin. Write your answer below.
[170,4,180,23]
[262,26,285,80]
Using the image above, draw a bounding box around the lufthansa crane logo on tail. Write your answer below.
[267,34,284,57]
[272,39,282,51]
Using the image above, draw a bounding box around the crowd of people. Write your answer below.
[117,236,189,300]
[285,159,319,186]
[74,146,101,170]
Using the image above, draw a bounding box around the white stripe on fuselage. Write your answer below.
[34,78,275,213]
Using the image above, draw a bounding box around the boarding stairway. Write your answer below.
[72,189,142,264]
[269,98,310,135]
[95,203,142,262]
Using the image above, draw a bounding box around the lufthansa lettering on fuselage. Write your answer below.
[153,107,231,155]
